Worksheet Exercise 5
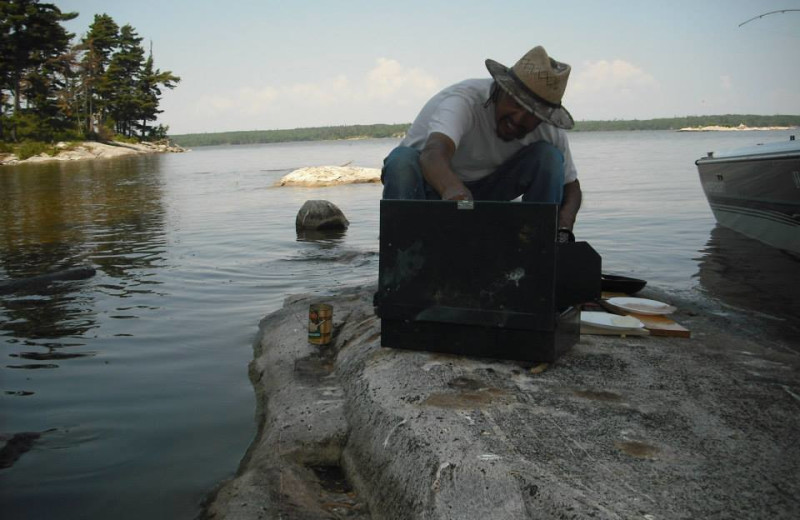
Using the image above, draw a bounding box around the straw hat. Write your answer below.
[485,46,574,129]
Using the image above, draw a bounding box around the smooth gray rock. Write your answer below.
[295,200,350,231]
[204,284,800,519]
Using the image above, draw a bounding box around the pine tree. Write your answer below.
[78,13,119,136]
[135,48,179,139]
[1,6,180,143]
[0,0,77,140]
[101,24,145,137]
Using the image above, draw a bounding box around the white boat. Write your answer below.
[695,136,800,254]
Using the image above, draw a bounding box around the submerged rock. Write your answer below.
[0,265,96,295]
[295,200,349,231]
[0,432,42,469]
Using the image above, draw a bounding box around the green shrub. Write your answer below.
[54,129,84,142]
[96,123,116,142]
[17,141,51,160]
[59,141,81,152]
[113,135,139,144]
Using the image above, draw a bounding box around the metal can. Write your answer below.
[308,303,333,345]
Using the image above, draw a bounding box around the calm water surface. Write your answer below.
[1,131,798,519]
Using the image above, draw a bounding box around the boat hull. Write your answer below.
[696,140,800,254]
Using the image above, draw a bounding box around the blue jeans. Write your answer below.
[381,141,565,203]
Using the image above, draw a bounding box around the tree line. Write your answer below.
[0,0,179,144]
[171,115,800,147]
[170,124,410,147]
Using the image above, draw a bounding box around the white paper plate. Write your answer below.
[580,311,645,331]
[605,297,677,315]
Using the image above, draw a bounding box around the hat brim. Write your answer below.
[485,59,574,130]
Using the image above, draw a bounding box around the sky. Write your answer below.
[57,0,800,135]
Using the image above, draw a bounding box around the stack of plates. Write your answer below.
[580,311,646,333]
[603,297,676,315]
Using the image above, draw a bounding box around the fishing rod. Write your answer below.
[739,9,800,27]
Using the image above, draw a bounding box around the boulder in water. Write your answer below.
[295,200,349,231]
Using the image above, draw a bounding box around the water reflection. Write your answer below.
[293,228,379,269]
[0,156,167,346]
[296,228,348,243]
[694,225,800,345]
[2,287,95,340]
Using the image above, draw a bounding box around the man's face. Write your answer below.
[494,90,542,141]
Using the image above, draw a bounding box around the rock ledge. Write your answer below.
[203,284,800,519]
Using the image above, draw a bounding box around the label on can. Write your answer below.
[308,303,333,345]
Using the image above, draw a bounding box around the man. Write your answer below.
[381,46,581,243]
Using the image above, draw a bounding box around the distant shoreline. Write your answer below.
[677,124,796,132]
[4,121,796,166]
[170,116,800,147]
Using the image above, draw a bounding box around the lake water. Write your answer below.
[1,131,798,519]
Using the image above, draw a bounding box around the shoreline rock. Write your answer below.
[203,283,800,519]
[276,166,381,187]
[0,140,186,166]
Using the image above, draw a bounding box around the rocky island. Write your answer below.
[0,140,185,166]
[277,166,381,187]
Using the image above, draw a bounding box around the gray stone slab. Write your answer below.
[203,284,800,519]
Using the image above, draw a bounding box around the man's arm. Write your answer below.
[558,179,582,230]
[419,132,473,201]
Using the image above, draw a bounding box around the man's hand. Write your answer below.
[558,179,582,229]
[557,228,575,244]
[441,184,473,201]
[421,133,470,200]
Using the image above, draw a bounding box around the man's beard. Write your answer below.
[496,115,529,141]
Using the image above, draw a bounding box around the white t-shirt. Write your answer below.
[400,78,578,184]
